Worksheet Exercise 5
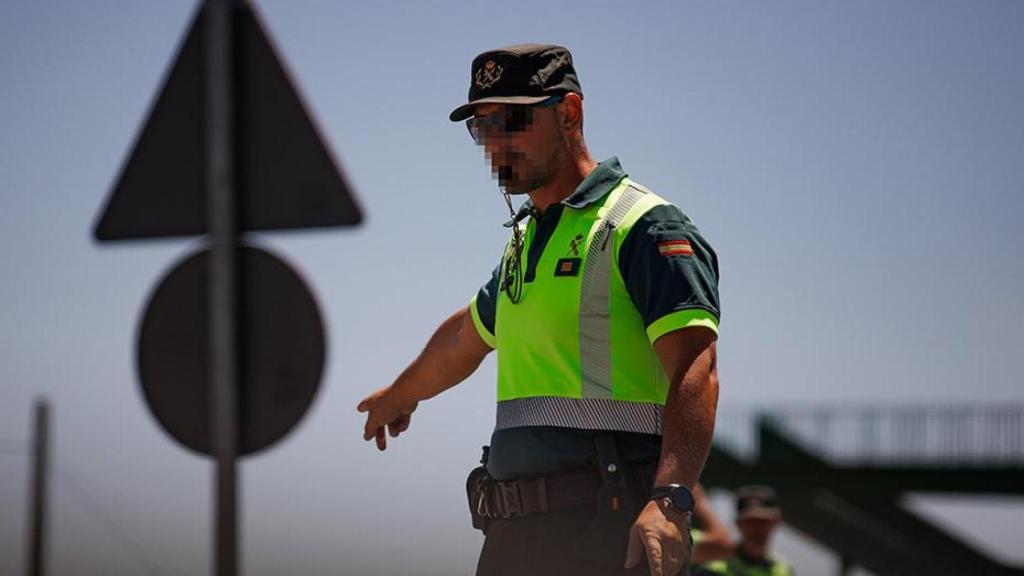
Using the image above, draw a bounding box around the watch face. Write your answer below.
[669,486,694,512]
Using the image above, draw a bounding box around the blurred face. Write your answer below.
[736,516,780,547]
[468,99,565,194]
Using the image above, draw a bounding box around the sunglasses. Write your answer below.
[466,95,564,143]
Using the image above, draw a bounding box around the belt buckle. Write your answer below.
[497,482,522,518]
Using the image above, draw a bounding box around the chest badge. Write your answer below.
[554,258,581,277]
[568,233,584,256]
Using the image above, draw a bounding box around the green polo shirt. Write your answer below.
[472,157,720,480]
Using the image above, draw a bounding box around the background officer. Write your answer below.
[690,484,737,565]
[359,44,722,576]
[694,486,794,576]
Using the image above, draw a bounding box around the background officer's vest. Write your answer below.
[493,178,672,436]
[699,556,794,576]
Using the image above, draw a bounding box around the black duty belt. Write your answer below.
[476,470,605,519]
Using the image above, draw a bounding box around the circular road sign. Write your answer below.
[137,244,325,456]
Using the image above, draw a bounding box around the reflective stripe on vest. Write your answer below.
[495,184,665,435]
[579,185,647,398]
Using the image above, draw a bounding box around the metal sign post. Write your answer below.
[205,1,239,574]
[93,0,363,574]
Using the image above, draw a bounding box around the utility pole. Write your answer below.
[26,399,50,576]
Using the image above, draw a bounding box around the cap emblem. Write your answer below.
[475,60,503,89]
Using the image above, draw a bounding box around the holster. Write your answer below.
[466,446,494,534]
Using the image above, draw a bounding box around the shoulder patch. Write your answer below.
[657,239,693,257]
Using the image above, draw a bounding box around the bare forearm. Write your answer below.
[392,306,490,404]
[653,335,719,488]
[656,374,716,486]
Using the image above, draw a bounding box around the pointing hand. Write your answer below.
[357,386,417,451]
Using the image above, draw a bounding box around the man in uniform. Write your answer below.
[358,44,722,576]
[694,486,794,576]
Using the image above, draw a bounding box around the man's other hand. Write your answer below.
[625,499,691,576]
[357,386,418,451]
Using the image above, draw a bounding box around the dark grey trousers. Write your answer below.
[475,503,656,576]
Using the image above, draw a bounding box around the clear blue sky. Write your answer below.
[1,1,1022,574]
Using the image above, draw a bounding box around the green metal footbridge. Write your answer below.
[704,406,1024,575]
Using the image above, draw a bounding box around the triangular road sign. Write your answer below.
[95,2,362,241]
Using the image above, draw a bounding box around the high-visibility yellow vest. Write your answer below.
[470,177,718,435]
[699,555,794,576]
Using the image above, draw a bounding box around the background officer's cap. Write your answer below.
[735,485,782,520]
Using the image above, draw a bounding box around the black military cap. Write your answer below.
[735,485,782,520]
[449,43,583,122]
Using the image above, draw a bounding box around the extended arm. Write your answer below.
[357,306,492,450]
[690,484,735,564]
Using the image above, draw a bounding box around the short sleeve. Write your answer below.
[470,262,500,348]
[618,204,721,343]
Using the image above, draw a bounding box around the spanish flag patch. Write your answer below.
[657,240,693,257]
[554,257,581,277]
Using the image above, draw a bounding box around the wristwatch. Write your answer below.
[650,484,694,514]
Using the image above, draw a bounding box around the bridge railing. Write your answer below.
[713,405,1024,467]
